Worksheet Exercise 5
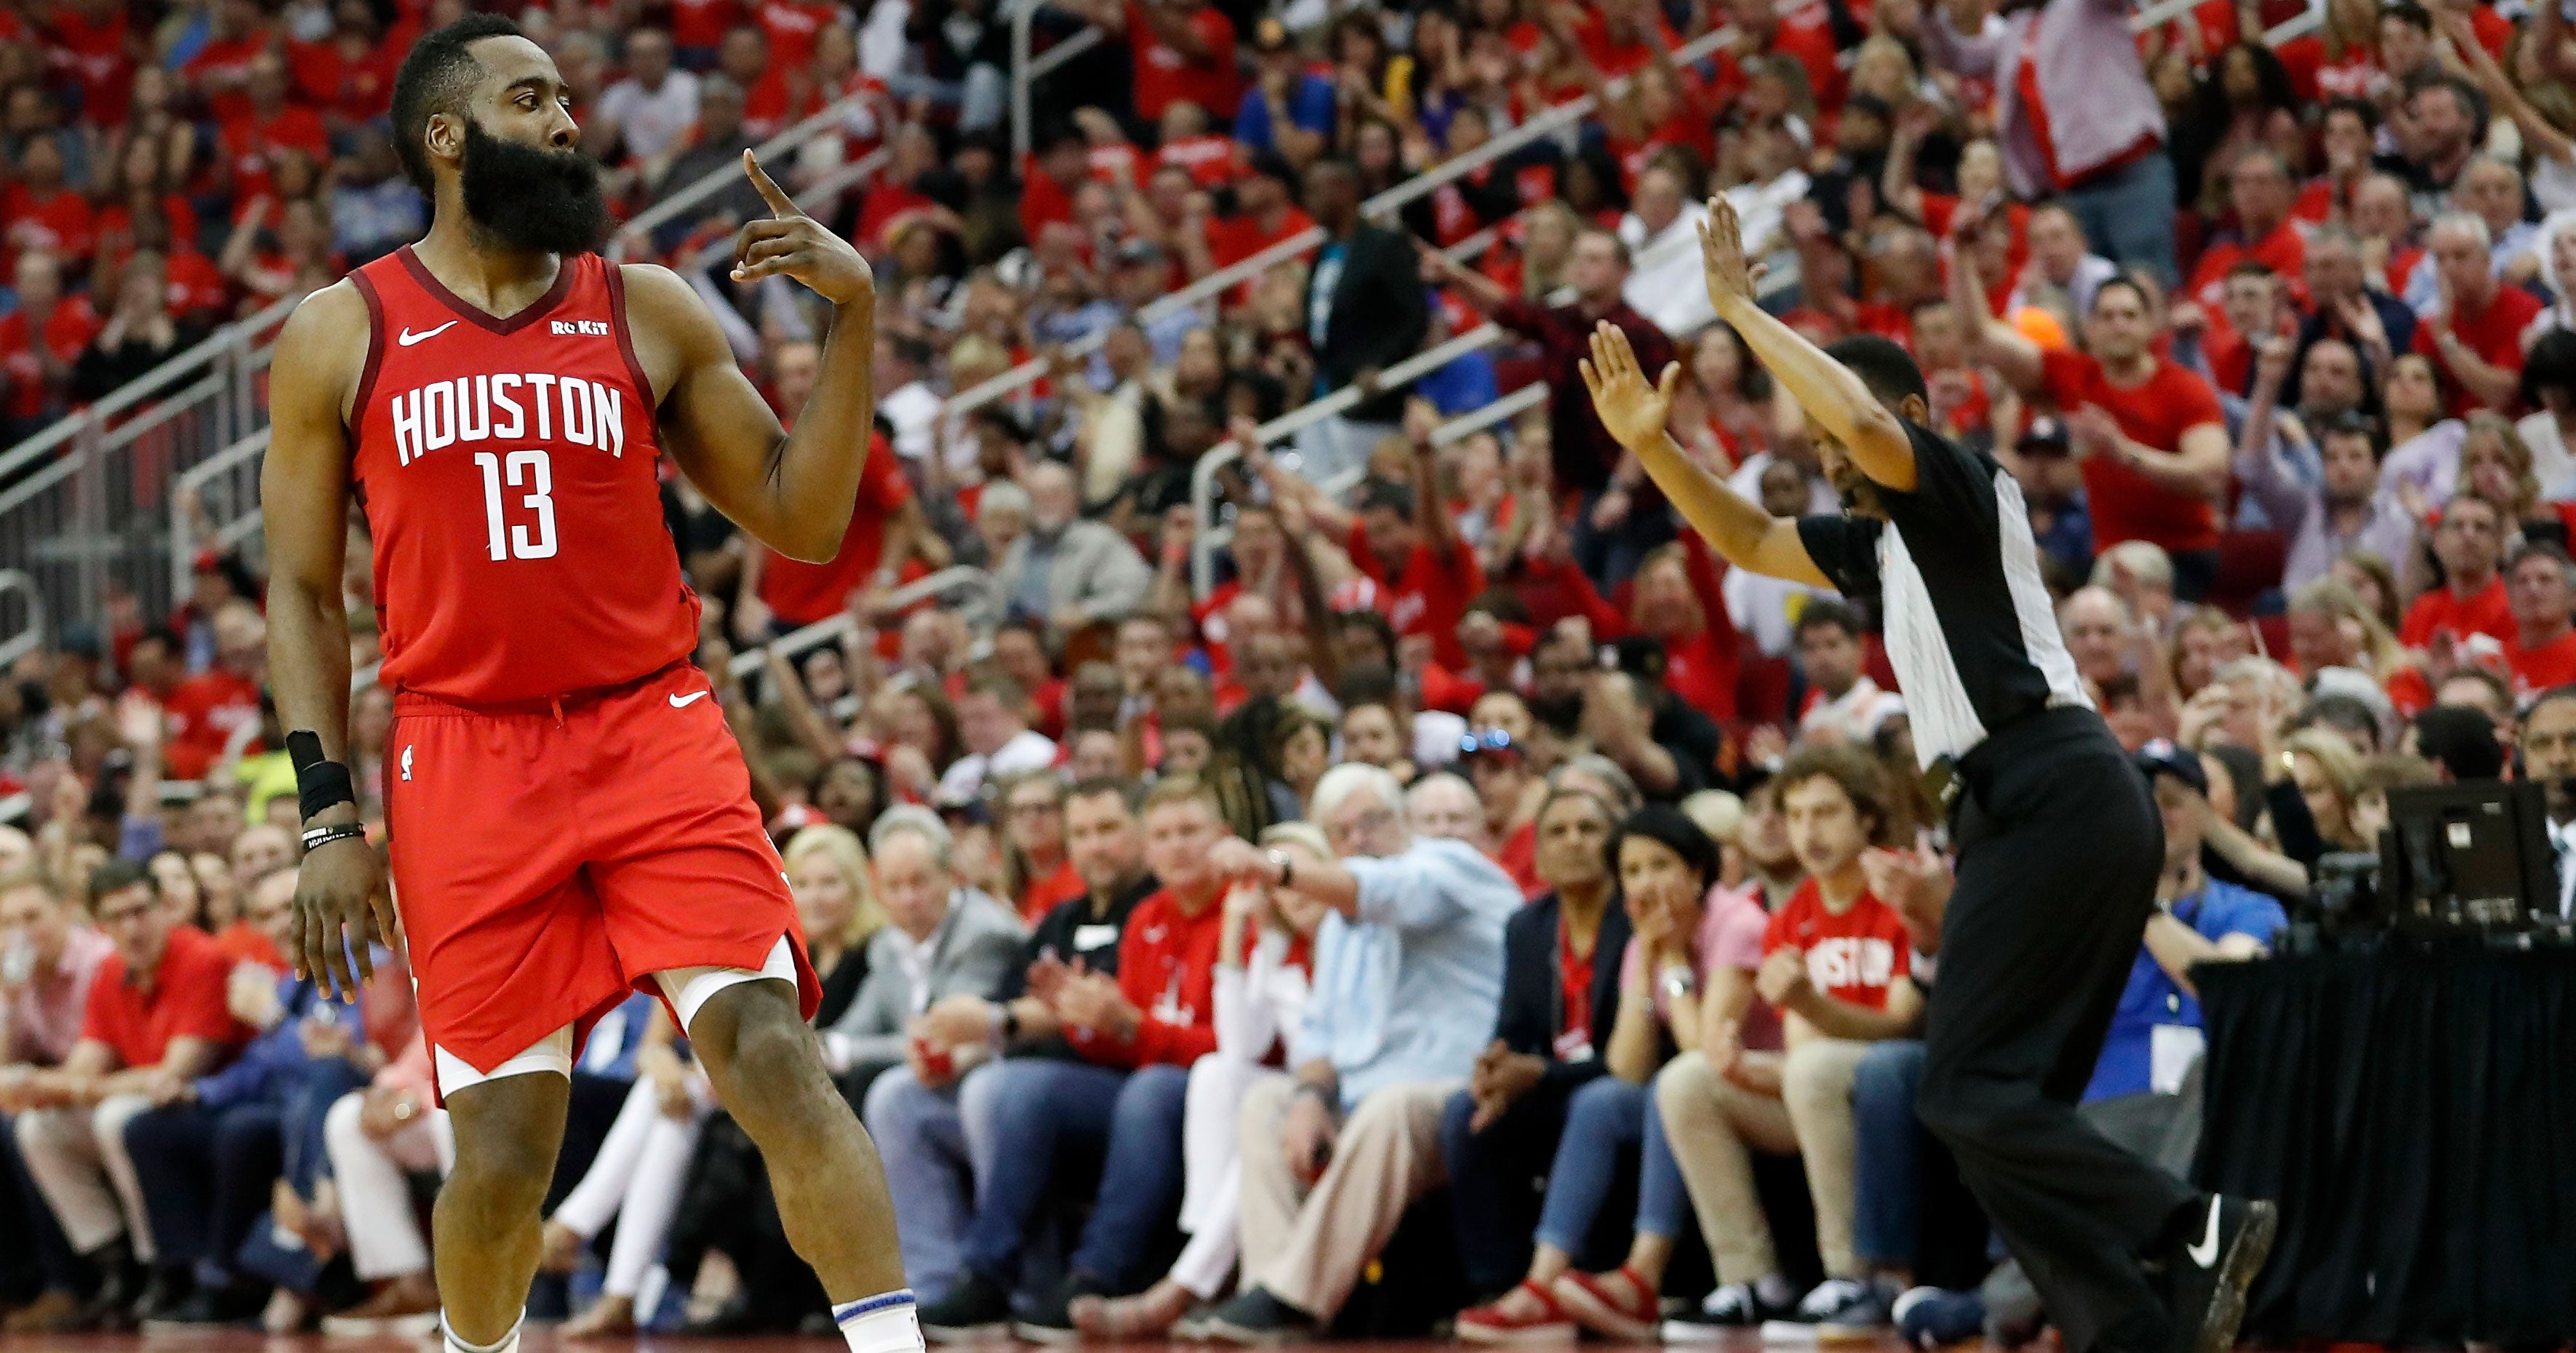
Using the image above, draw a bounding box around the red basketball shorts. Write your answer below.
[385,661,819,1098]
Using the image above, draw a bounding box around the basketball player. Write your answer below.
[263,17,918,1353]
[1580,200,2276,1353]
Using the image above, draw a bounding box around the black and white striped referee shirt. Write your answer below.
[1795,421,2091,770]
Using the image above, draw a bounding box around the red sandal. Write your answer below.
[1455,1278,1579,1344]
[1553,1265,1662,1342]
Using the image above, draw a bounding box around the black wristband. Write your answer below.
[297,760,356,821]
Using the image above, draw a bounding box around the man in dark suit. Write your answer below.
[1294,156,1430,484]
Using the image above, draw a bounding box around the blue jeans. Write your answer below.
[959,1059,1190,1291]
[2065,153,2178,287]
[864,1061,1009,1302]
[1852,1039,1927,1271]
[1533,1077,1691,1257]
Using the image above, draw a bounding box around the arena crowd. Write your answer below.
[4,0,2576,1339]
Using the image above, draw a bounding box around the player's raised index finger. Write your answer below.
[743,151,800,217]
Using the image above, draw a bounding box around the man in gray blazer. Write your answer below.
[825,808,1026,1101]
[989,463,1151,633]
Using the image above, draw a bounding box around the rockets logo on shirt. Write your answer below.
[1804,935,1898,994]
[385,372,630,465]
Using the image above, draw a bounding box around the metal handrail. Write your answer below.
[172,427,272,604]
[947,22,1745,424]
[1009,0,1108,159]
[724,565,993,677]
[610,88,885,258]
[0,571,47,669]
[1187,322,1509,594]
[0,293,295,475]
[1431,382,1547,448]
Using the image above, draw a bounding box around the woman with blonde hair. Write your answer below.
[781,822,889,1016]
[2281,727,2369,853]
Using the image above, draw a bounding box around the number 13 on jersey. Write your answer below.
[474,450,560,561]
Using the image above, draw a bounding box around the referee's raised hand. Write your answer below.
[1579,320,1680,452]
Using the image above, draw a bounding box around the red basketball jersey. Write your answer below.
[348,247,700,703]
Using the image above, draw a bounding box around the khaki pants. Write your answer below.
[1780,1037,1871,1280]
[1236,1078,1457,1319]
[14,1094,157,1260]
[1657,1040,1876,1285]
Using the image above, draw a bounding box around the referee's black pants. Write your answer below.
[1916,708,2200,1353]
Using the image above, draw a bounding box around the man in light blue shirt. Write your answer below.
[1197,764,1516,1341]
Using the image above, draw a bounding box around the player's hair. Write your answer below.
[1823,335,1927,410]
[1140,772,1225,822]
[868,804,953,871]
[780,825,887,948]
[1774,743,1896,848]
[391,12,526,193]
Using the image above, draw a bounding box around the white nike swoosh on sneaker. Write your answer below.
[670,690,709,708]
[397,321,460,346]
[2185,1197,2223,1267]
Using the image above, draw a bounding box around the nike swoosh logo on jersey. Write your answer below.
[397,321,460,346]
[670,691,709,708]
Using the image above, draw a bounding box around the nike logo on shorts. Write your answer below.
[397,321,460,346]
[670,691,709,708]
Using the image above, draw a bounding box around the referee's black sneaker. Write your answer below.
[2164,1194,2278,1353]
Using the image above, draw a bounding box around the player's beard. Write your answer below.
[460,119,609,256]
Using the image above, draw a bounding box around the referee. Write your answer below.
[1579,201,2276,1353]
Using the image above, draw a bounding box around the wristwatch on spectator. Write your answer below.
[1268,849,1296,888]
[1660,965,1697,1001]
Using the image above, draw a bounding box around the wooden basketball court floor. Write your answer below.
[0,1334,1964,1353]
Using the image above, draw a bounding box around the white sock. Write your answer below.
[834,1288,923,1353]
[441,1309,523,1353]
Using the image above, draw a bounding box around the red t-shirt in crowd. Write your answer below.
[1125,1,1237,124]
[288,36,400,121]
[1017,858,1089,927]
[666,0,740,49]
[2399,575,2516,650]
[1761,879,1912,1011]
[2413,285,2545,416]
[1065,886,1226,1069]
[2507,628,2576,700]
[221,105,333,204]
[1156,132,1240,188]
[183,31,273,126]
[164,245,231,322]
[1500,820,1540,899]
[2,185,97,265]
[81,925,244,1069]
[0,297,99,420]
[2185,220,2306,309]
[212,919,288,972]
[163,668,264,781]
[754,0,836,70]
[1343,522,1486,671]
[2039,348,2227,554]
[43,3,136,123]
[756,433,909,626]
